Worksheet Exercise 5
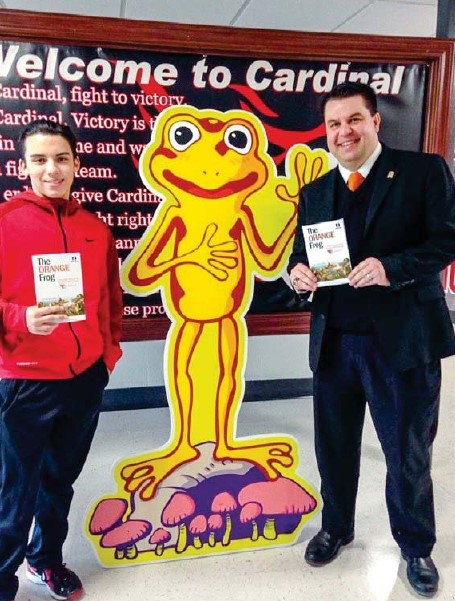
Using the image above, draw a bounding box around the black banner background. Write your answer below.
[0,40,428,324]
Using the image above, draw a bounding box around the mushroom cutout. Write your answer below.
[89,497,128,536]
[189,514,207,549]
[207,514,223,547]
[211,491,237,546]
[100,519,152,559]
[162,492,196,554]
[238,477,317,540]
[149,528,171,556]
[239,502,262,541]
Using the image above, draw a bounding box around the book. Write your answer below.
[302,218,352,287]
[32,252,86,321]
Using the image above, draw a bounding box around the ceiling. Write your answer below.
[0,0,440,38]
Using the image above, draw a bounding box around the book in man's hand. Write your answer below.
[302,218,352,287]
[32,252,86,321]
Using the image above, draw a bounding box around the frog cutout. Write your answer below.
[87,106,328,564]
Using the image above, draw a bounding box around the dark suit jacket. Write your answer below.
[288,145,455,372]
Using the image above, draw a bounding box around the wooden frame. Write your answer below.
[0,9,453,341]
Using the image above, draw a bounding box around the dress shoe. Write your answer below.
[402,553,439,597]
[304,529,354,566]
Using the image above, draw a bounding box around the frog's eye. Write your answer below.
[224,124,252,155]
[169,121,201,151]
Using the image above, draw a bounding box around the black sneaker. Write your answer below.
[26,563,84,600]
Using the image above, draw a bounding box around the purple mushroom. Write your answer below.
[89,498,128,536]
[189,514,207,549]
[162,492,196,554]
[239,501,262,541]
[207,514,223,547]
[149,528,171,556]
[238,478,317,540]
[211,491,237,546]
[100,519,152,559]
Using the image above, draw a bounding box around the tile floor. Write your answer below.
[14,355,455,601]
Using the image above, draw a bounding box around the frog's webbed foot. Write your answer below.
[215,437,296,479]
[119,444,199,500]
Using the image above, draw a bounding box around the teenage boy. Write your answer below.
[0,119,123,601]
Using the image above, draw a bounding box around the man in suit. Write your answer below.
[288,82,455,597]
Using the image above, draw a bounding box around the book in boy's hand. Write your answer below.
[302,218,352,287]
[32,253,86,321]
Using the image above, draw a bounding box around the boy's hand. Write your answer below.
[26,305,65,335]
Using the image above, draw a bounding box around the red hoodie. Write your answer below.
[0,190,123,379]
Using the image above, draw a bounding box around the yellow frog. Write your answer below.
[119,106,328,500]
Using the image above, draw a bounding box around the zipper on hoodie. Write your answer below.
[57,205,82,375]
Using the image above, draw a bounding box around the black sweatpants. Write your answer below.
[0,358,109,601]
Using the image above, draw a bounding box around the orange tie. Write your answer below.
[347,171,365,192]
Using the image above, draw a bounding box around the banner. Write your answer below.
[0,40,428,330]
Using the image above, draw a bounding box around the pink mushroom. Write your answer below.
[239,501,262,541]
[162,492,196,554]
[189,514,207,549]
[238,478,317,540]
[207,513,223,547]
[211,492,237,546]
[100,519,152,559]
[89,498,128,535]
[149,528,171,556]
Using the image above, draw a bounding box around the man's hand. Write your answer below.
[349,257,390,288]
[26,305,65,335]
[289,263,318,293]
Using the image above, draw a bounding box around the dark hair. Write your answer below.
[17,119,78,159]
[320,82,378,118]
